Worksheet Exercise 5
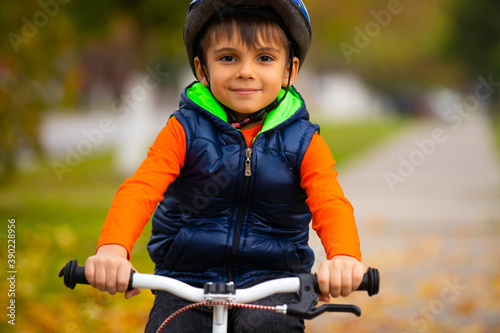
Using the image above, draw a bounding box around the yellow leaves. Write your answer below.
[494,274,500,291]
[17,298,61,332]
[7,276,154,333]
[54,224,76,251]
[308,225,500,333]
[454,296,476,317]
[457,323,488,333]
[417,279,441,301]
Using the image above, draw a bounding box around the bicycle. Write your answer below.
[59,259,380,333]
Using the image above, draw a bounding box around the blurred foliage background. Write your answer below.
[1,0,500,182]
[1,0,500,183]
[1,0,500,332]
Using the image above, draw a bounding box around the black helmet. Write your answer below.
[184,0,312,76]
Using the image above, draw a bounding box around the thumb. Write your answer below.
[317,262,331,303]
[124,265,140,299]
[125,287,141,299]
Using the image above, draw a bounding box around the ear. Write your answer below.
[282,56,300,87]
[194,57,209,86]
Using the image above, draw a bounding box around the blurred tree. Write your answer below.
[306,0,460,99]
[444,0,500,118]
[0,0,188,185]
[445,0,500,79]
[4,0,495,183]
[1,0,56,184]
[63,0,186,68]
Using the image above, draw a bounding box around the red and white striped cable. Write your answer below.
[156,301,278,333]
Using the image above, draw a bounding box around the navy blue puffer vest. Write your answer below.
[147,82,319,286]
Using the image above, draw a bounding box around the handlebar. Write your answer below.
[59,259,379,319]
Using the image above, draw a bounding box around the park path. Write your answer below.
[306,113,500,332]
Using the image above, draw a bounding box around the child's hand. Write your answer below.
[317,255,365,302]
[85,244,141,299]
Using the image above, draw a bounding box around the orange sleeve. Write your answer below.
[300,133,361,261]
[97,116,186,259]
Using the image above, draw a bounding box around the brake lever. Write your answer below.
[286,274,361,319]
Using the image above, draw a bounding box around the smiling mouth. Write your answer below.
[231,88,260,95]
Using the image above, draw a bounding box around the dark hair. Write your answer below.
[197,13,291,65]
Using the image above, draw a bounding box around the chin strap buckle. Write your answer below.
[231,117,251,129]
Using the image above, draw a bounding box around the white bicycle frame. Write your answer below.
[133,273,299,333]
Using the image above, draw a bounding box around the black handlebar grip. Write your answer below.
[312,267,380,297]
[356,267,380,296]
[59,259,134,291]
[59,259,89,289]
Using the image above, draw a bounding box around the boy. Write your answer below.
[85,1,365,331]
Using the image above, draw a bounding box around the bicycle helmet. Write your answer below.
[184,0,312,76]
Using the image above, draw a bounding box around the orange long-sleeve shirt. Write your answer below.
[98,117,361,262]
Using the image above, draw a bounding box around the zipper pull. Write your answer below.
[245,148,252,177]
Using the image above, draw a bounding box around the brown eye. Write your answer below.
[220,55,235,62]
[259,55,274,62]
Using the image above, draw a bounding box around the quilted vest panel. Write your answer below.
[147,84,319,286]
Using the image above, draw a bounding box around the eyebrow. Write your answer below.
[212,46,281,54]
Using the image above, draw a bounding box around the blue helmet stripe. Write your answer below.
[290,0,310,24]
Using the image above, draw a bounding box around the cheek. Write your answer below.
[208,67,230,86]
[271,73,286,93]
[271,68,288,87]
[271,84,283,97]
[210,84,224,101]
[207,74,227,101]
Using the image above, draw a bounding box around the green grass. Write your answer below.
[317,117,410,168]
[0,117,409,332]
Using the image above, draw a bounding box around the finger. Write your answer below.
[85,258,96,286]
[340,265,353,297]
[94,260,117,294]
[317,262,331,298]
[318,294,330,303]
[94,266,106,292]
[329,265,342,298]
[106,264,119,295]
[116,265,132,293]
[352,263,365,290]
[125,288,141,299]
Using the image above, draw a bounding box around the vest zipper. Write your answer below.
[228,147,252,282]
[244,148,252,177]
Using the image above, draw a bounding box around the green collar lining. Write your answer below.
[186,82,303,134]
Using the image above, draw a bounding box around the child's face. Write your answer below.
[194,31,299,116]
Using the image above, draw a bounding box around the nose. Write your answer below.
[237,59,255,80]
